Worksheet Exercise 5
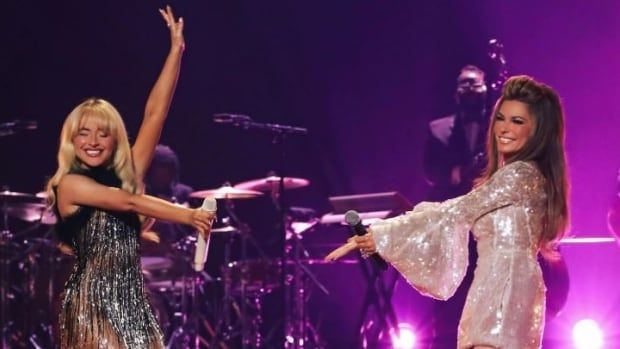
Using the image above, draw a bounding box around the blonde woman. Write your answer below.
[46,7,213,349]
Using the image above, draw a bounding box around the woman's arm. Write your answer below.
[57,174,212,235]
[132,5,185,180]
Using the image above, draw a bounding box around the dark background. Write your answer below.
[2,1,619,347]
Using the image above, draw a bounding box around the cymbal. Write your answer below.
[0,190,39,202]
[0,190,55,224]
[6,202,57,225]
[189,185,263,200]
[234,176,310,192]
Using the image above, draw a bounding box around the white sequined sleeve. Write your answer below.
[370,161,540,300]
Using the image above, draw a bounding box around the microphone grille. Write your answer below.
[344,210,361,226]
[201,197,217,212]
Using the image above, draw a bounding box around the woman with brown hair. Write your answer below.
[327,75,569,349]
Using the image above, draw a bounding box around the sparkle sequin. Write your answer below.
[56,172,164,349]
[371,161,546,349]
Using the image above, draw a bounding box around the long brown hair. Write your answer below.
[477,75,569,259]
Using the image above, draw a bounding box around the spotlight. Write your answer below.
[390,323,417,349]
[572,319,603,349]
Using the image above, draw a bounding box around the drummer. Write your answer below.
[142,144,194,247]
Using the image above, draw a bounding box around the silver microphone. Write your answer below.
[193,197,217,272]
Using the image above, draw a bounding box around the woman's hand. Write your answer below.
[324,230,377,262]
[352,231,377,255]
[158,5,185,51]
[191,209,216,239]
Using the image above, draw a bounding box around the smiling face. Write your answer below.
[494,100,535,162]
[72,115,116,168]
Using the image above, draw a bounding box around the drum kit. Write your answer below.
[0,188,68,349]
[138,175,327,349]
[0,171,327,349]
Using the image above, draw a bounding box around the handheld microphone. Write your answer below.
[344,210,388,271]
[193,197,217,272]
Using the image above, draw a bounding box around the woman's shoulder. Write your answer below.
[490,161,545,195]
[497,160,541,178]
[56,173,97,192]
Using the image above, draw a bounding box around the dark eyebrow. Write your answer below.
[497,111,527,120]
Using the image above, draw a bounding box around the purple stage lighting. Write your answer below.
[390,323,417,349]
[572,319,603,349]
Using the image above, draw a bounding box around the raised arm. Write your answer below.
[132,5,185,180]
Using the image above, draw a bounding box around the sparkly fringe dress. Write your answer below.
[55,168,164,348]
[371,161,547,349]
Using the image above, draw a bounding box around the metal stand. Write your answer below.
[165,221,226,348]
[207,198,269,349]
[1,189,15,349]
[213,113,313,348]
[283,222,327,349]
[354,254,399,348]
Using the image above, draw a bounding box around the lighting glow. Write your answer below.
[573,319,603,349]
[390,323,417,349]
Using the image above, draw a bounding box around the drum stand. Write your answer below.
[165,233,218,349]
[282,222,327,349]
[208,199,268,349]
[1,195,16,349]
[0,233,12,349]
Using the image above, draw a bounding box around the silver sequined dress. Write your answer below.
[371,161,546,349]
[55,169,164,348]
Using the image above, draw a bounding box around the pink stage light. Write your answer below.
[390,323,417,349]
[572,319,603,349]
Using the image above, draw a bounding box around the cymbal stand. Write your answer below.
[213,114,309,347]
[283,219,328,349]
[1,189,15,349]
[27,227,62,349]
[208,198,268,349]
[166,230,219,348]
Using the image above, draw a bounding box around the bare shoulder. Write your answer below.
[57,173,97,193]
[56,174,94,218]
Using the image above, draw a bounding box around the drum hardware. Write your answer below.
[1,187,41,349]
[0,186,68,349]
[213,113,310,348]
[207,195,271,349]
[234,171,326,347]
[156,183,268,348]
[282,215,328,349]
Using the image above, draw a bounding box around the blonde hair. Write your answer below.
[46,98,141,207]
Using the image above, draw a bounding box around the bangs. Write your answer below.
[74,108,117,137]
